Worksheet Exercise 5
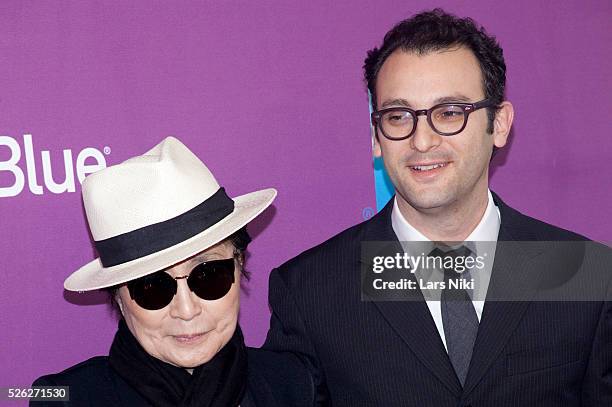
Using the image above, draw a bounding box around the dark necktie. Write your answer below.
[429,246,479,386]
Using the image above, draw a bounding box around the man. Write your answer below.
[264,9,611,406]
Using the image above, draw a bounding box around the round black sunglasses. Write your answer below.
[126,258,236,310]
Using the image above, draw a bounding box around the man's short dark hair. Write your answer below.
[364,8,506,133]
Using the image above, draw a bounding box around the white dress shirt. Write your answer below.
[391,190,501,351]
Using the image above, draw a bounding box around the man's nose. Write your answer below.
[410,115,442,152]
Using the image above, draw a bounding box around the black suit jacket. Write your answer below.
[31,348,314,407]
[263,193,612,406]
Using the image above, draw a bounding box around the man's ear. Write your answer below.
[492,101,514,148]
[369,91,382,158]
[372,128,382,158]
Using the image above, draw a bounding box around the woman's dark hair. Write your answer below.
[364,8,506,134]
[227,226,252,281]
[104,226,252,315]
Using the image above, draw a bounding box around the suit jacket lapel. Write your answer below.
[463,193,547,396]
[363,199,463,396]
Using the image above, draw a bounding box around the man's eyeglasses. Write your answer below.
[127,257,236,310]
[371,99,494,140]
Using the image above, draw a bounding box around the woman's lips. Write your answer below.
[172,333,206,344]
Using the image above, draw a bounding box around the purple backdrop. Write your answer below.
[1,0,610,394]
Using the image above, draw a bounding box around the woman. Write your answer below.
[32,137,313,406]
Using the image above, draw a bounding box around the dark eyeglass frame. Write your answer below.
[371,98,494,141]
[126,256,237,310]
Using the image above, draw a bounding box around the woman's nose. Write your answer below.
[169,279,202,321]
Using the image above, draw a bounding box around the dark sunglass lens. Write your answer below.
[127,272,176,310]
[188,258,235,301]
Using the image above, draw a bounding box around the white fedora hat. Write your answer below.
[64,136,276,292]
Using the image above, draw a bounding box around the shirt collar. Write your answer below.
[391,189,501,245]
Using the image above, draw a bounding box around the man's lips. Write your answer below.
[407,161,450,172]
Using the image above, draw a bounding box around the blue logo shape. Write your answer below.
[373,156,394,211]
[362,206,375,220]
